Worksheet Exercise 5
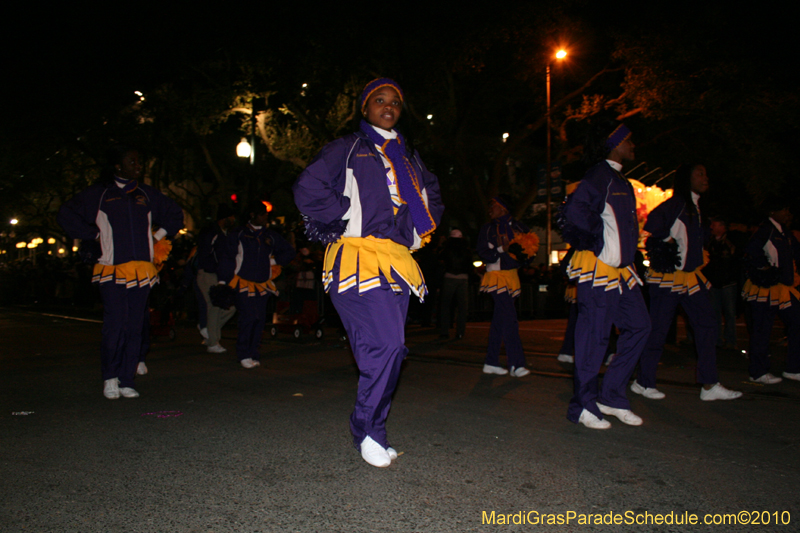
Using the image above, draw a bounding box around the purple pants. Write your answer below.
[99,282,151,388]
[140,304,150,363]
[485,291,526,369]
[331,277,410,450]
[638,284,719,387]
[235,291,269,361]
[748,296,800,379]
[560,302,578,356]
[568,282,651,423]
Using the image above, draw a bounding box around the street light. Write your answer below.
[236,138,252,159]
[10,218,18,225]
[236,98,257,167]
[546,48,568,264]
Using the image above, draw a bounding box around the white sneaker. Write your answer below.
[103,378,120,400]
[136,362,148,375]
[597,403,643,426]
[360,436,391,467]
[510,366,530,378]
[750,373,782,385]
[207,344,227,354]
[578,409,611,430]
[119,387,140,398]
[483,364,509,375]
[557,353,574,363]
[198,326,209,339]
[240,358,260,369]
[782,372,800,382]
[387,447,398,461]
[700,383,742,401]
[630,380,665,400]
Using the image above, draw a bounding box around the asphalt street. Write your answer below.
[1,307,799,532]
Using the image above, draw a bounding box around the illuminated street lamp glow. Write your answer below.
[10,218,18,225]
[72,246,79,252]
[473,261,483,268]
[502,133,509,143]
[427,114,433,120]
[27,242,37,249]
[545,47,569,261]
[16,242,26,248]
[47,238,56,244]
[236,138,252,158]
[58,248,65,254]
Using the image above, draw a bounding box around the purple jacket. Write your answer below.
[293,131,443,249]
[218,224,295,284]
[565,161,639,268]
[58,180,184,266]
[745,219,800,287]
[477,215,531,271]
[644,195,705,272]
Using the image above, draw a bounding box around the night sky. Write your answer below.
[2,1,797,217]
[3,3,794,128]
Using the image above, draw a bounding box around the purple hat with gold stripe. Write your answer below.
[605,124,631,151]
[360,78,404,114]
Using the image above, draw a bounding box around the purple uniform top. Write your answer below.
[644,195,706,272]
[565,161,639,268]
[218,225,295,284]
[293,131,443,249]
[58,180,184,265]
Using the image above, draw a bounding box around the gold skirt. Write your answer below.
[323,236,426,299]
[92,261,158,288]
[480,270,521,298]
[566,250,640,292]
[646,267,710,295]
[742,280,800,309]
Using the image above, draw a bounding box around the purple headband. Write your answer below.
[360,78,404,114]
[605,124,631,152]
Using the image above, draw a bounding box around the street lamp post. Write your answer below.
[546,49,567,264]
[236,98,260,206]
